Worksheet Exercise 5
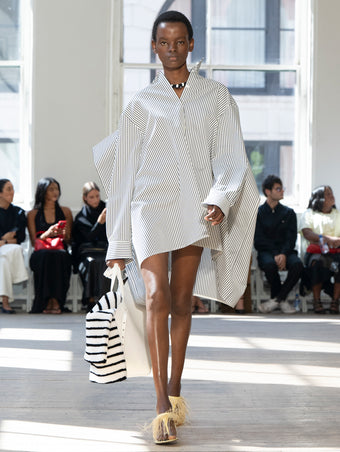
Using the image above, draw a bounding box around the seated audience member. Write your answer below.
[191,295,209,314]
[27,177,73,314]
[0,179,28,313]
[300,185,340,314]
[72,181,110,311]
[254,175,303,314]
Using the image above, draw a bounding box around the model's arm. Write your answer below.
[203,98,252,218]
[94,115,142,263]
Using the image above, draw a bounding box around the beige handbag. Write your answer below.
[104,264,151,378]
[85,264,151,384]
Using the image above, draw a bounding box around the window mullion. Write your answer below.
[109,0,123,132]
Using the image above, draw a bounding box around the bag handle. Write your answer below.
[103,263,125,293]
[103,264,128,343]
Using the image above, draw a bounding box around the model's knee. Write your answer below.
[171,293,192,317]
[146,288,170,316]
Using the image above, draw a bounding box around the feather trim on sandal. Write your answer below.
[152,411,177,444]
[169,396,189,426]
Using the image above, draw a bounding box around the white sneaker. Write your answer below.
[280,300,296,314]
[258,299,279,313]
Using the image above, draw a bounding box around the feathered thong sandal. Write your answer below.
[169,396,189,426]
[152,411,177,445]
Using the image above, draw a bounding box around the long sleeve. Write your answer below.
[280,210,297,255]
[0,205,27,244]
[14,207,27,244]
[94,115,142,261]
[203,98,248,217]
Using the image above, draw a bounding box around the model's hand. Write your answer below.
[204,205,224,226]
[106,259,125,270]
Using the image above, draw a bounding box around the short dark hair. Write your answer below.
[307,185,336,212]
[33,177,61,210]
[152,10,193,42]
[262,175,283,196]
[0,178,10,193]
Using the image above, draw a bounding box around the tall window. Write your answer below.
[0,0,31,205]
[116,0,311,207]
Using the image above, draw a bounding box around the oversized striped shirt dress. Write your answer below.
[94,64,260,307]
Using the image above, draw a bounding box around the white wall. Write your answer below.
[312,0,340,206]
[31,0,340,212]
[32,0,111,211]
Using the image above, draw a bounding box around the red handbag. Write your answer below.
[306,244,340,254]
[34,232,64,251]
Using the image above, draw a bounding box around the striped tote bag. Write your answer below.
[84,264,151,383]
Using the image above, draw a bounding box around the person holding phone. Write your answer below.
[27,177,73,313]
[72,181,110,311]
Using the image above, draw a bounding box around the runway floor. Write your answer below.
[1,311,340,451]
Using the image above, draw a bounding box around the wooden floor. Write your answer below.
[0,311,340,452]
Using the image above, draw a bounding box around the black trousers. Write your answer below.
[78,251,111,305]
[257,252,304,301]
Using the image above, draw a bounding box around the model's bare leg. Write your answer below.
[141,252,172,415]
[168,245,203,396]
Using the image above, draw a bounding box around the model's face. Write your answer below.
[152,22,194,72]
[45,182,60,202]
[84,189,100,209]
[0,181,14,205]
[266,183,284,202]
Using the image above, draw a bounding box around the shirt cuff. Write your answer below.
[106,240,132,261]
[202,190,230,217]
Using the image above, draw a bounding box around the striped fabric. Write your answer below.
[94,63,260,307]
[84,292,127,384]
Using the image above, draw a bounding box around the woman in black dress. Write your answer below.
[72,181,109,311]
[27,177,73,313]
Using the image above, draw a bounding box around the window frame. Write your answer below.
[0,0,32,208]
